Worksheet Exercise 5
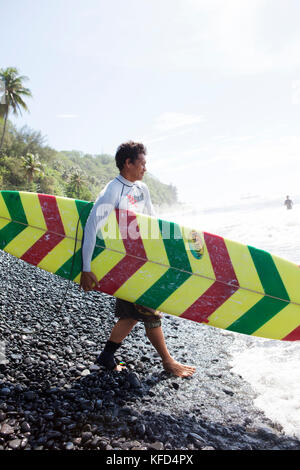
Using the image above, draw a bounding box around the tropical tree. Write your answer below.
[0,67,32,151]
[66,169,87,198]
[21,153,43,183]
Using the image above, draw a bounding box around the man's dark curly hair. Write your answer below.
[115,140,147,171]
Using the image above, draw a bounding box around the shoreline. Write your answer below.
[0,251,299,450]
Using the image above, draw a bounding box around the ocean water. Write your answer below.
[160,195,300,439]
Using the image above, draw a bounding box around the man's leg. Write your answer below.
[109,317,138,343]
[145,325,196,378]
[98,318,138,371]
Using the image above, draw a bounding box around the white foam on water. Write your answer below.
[229,339,300,438]
[161,195,300,437]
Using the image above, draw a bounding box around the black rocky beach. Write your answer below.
[0,250,299,451]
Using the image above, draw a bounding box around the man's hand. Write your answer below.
[80,271,100,292]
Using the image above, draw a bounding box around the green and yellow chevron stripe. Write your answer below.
[1,190,300,341]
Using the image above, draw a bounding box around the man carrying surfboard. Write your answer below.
[80,141,196,378]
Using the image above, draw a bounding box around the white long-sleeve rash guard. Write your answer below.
[82,174,156,272]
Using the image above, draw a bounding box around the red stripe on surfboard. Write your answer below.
[116,209,147,258]
[204,232,239,285]
[21,195,65,265]
[38,194,65,235]
[96,255,146,295]
[180,281,238,323]
[21,233,63,265]
[283,326,300,341]
[181,232,239,323]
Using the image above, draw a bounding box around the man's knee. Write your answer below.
[144,319,162,331]
[117,317,138,327]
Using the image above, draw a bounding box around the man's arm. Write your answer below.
[143,183,156,216]
[80,183,119,291]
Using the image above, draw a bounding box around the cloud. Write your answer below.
[137,112,206,147]
[213,136,255,144]
[154,112,206,132]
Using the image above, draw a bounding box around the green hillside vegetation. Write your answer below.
[0,119,178,206]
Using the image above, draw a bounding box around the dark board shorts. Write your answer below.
[115,298,162,329]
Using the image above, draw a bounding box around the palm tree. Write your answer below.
[0,67,32,150]
[21,153,43,183]
[68,169,87,196]
[67,168,87,197]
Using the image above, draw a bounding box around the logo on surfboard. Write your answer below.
[188,230,204,259]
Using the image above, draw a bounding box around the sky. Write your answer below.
[1,0,300,205]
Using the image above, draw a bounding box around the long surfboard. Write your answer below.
[1,190,300,341]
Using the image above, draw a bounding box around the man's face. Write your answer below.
[127,153,147,181]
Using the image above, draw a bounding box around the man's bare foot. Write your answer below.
[163,359,196,377]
